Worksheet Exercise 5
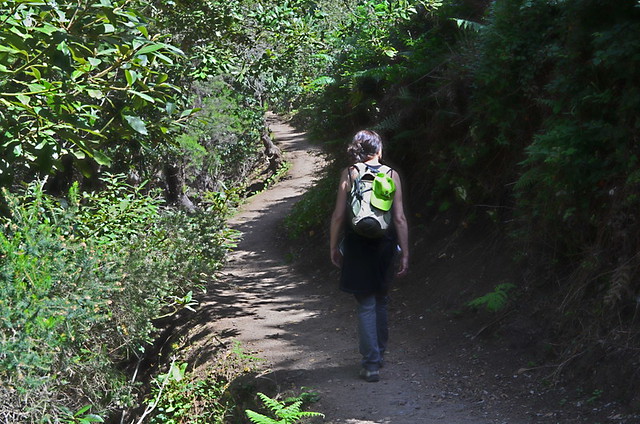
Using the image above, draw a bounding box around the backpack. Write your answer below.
[348,163,396,238]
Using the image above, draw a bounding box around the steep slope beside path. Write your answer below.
[181,117,565,424]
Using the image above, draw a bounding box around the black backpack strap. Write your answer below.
[348,164,363,184]
[374,164,393,176]
[349,164,365,200]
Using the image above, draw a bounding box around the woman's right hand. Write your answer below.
[396,253,409,277]
[330,247,343,268]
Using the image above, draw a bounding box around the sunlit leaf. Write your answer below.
[129,90,155,103]
[123,114,148,135]
[137,44,165,55]
[92,150,112,166]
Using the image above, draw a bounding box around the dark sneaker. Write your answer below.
[360,369,380,382]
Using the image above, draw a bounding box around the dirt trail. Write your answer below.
[182,116,608,424]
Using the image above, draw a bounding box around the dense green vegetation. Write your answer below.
[0,0,323,421]
[2,0,639,421]
[292,0,640,407]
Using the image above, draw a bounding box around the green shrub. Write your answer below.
[0,182,132,421]
[143,343,260,424]
[284,165,338,239]
[0,177,234,422]
[176,78,265,193]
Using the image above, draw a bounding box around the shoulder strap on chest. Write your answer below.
[377,164,392,175]
[350,163,393,183]
[348,164,361,185]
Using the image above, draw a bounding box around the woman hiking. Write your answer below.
[329,129,409,382]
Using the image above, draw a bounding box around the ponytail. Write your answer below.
[347,130,383,163]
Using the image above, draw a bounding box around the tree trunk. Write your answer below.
[261,128,283,173]
[164,162,195,212]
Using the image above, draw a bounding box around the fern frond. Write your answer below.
[257,393,285,415]
[514,168,543,192]
[467,283,516,312]
[307,76,336,89]
[298,411,325,418]
[280,400,303,417]
[374,113,402,132]
[246,392,324,423]
[396,86,418,103]
[451,18,485,32]
[245,409,279,424]
[604,263,631,308]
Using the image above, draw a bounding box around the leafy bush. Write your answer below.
[0,177,235,422]
[0,0,187,187]
[297,0,640,398]
[0,182,133,421]
[142,343,261,424]
[284,164,337,239]
[176,78,265,193]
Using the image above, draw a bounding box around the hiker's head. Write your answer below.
[348,130,383,163]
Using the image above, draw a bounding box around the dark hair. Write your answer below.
[347,130,383,163]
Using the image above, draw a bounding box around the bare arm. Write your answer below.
[329,168,350,268]
[392,171,409,277]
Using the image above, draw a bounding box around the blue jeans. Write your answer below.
[355,293,389,371]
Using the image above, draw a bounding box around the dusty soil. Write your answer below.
[175,116,636,424]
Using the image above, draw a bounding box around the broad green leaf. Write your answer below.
[87,89,103,99]
[137,44,165,55]
[56,40,70,56]
[153,52,173,65]
[27,83,46,92]
[124,69,135,85]
[309,76,335,87]
[28,66,41,79]
[129,90,155,103]
[123,114,148,135]
[97,47,118,56]
[179,108,200,118]
[382,48,397,58]
[9,27,31,39]
[92,150,112,166]
[32,23,61,36]
[71,70,85,80]
[88,57,102,67]
[136,25,148,38]
[16,94,30,105]
[74,405,92,416]
[0,45,23,55]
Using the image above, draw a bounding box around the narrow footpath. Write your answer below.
[180,116,606,424]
